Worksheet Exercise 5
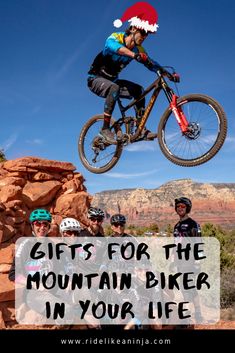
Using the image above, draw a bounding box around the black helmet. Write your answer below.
[110,214,126,225]
[88,207,105,219]
[175,197,192,213]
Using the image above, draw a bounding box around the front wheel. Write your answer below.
[78,115,123,174]
[158,94,227,167]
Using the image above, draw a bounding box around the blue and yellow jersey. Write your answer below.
[88,32,161,81]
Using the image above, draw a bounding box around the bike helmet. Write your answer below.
[29,208,52,223]
[88,207,105,219]
[110,214,126,225]
[175,197,192,213]
[59,218,81,234]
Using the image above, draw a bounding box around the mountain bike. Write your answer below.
[78,68,227,174]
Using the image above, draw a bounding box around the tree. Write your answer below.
[148,223,159,233]
[165,223,173,236]
[202,223,235,270]
[103,224,113,236]
[0,149,6,162]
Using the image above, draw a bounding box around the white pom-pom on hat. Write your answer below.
[113,19,123,28]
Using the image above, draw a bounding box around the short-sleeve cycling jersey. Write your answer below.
[88,32,161,81]
[173,217,201,238]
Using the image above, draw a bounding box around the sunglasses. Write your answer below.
[90,217,103,223]
[33,221,50,227]
[112,223,125,227]
[176,204,186,209]
[63,230,79,236]
[138,29,148,37]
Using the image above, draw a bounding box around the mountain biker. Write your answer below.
[109,214,159,330]
[8,209,53,322]
[110,213,130,237]
[79,206,105,237]
[87,2,178,144]
[173,197,203,328]
[8,208,52,282]
[174,197,201,238]
[59,217,81,237]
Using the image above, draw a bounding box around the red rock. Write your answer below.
[0,309,6,329]
[54,192,91,226]
[3,157,76,173]
[0,185,22,203]
[22,180,61,208]
[0,274,15,302]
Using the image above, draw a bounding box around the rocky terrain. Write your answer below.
[0,157,91,328]
[0,157,234,330]
[92,179,235,229]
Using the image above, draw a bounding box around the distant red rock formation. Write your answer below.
[92,179,235,229]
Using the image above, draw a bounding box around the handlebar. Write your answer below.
[157,66,180,83]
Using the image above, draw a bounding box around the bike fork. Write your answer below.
[170,95,189,133]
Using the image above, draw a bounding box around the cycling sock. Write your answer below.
[102,113,111,129]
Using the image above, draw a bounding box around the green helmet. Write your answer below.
[29,209,52,223]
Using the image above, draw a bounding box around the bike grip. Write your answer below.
[172,73,180,82]
[134,52,148,63]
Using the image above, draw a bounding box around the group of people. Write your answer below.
[8,196,202,330]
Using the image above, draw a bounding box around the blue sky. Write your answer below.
[1,0,235,194]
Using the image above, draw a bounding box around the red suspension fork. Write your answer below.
[170,95,189,133]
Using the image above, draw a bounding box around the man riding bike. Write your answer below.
[87,2,177,144]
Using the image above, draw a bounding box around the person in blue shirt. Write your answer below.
[87,2,163,144]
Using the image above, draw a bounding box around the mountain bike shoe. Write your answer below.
[99,128,116,144]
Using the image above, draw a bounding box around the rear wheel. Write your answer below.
[158,94,227,166]
[78,115,123,174]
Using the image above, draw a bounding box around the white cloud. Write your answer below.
[125,141,156,152]
[1,133,18,151]
[55,50,80,81]
[54,31,98,81]
[26,139,43,145]
[106,169,158,179]
[225,136,235,143]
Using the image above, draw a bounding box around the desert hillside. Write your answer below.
[92,179,235,229]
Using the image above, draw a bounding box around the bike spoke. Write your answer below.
[79,116,123,173]
[162,100,222,161]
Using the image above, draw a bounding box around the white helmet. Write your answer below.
[59,217,81,234]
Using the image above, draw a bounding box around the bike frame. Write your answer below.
[114,73,189,142]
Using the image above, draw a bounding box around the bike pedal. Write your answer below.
[116,130,123,141]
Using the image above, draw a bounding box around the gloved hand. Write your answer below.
[159,68,180,83]
[169,73,180,83]
[134,52,149,63]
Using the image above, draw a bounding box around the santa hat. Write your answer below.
[113,2,159,33]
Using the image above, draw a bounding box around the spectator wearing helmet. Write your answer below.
[172,197,203,328]
[110,214,129,237]
[59,217,81,237]
[174,197,201,237]
[29,208,52,238]
[8,208,52,282]
[80,207,105,237]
